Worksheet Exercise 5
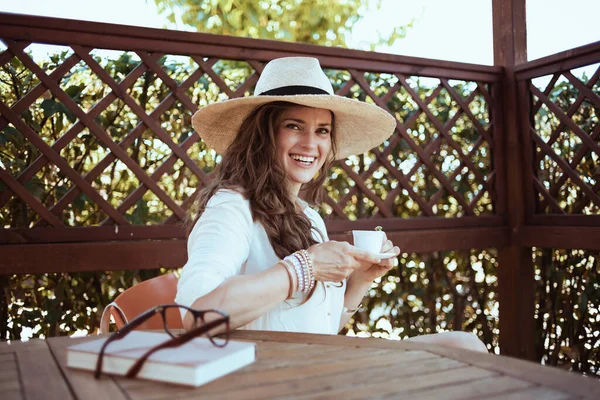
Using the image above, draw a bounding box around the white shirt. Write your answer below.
[175,189,345,334]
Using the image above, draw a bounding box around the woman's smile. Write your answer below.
[275,105,333,195]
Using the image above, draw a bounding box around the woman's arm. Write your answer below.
[338,275,372,331]
[338,234,400,332]
[184,262,290,331]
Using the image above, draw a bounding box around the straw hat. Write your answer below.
[191,57,396,160]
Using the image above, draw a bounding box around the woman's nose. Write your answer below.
[300,132,317,148]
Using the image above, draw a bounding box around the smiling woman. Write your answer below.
[173,57,485,352]
[175,57,400,335]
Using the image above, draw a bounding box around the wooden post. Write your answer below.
[492,0,536,360]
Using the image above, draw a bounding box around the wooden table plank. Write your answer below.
[414,342,600,397]
[199,355,466,400]
[230,330,600,398]
[291,365,498,400]
[14,339,75,400]
[122,347,433,399]
[405,375,532,399]
[46,335,129,400]
[485,386,577,400]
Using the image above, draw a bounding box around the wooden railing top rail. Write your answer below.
[514,40,600,80]
[0,12,503,82]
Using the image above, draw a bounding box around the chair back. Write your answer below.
[99,273,181,334]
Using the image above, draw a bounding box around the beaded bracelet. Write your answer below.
[284,253,305,292]
[284,249,315,294]
[299,249,315,291]
[293,252,309,293]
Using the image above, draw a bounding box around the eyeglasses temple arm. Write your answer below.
[94,308,158,379]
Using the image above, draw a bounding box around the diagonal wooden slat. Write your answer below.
[404,89,480,182]
[0,100,131,225]
[336,82,441,208]
[370,147,435,216]
[339,85,450,216]
[532,129,600,209]
[136,52,198,114]
[531,73,561,115]
[399,75,490,193]
[30,60,153,226]
[73,46,209,185]
[233,59,263,96]
[428,135,486,208]
[539,124,600,212]
[573,180,600,214]
[534,68,600,168]
[99,69,210,225]
[533,177,566,214]
[536,68,600,173]
[381,73,478,214]
[334,160,394,218]
[0,40,28,67]
[530,84,600,157]
[440,78,494,146]
[0,45,80,131]
[476,82,494,108]
[334,77,356,98]
[192,57,236,98]
[0,55,146,211]
[164,184,205,225]
[390,77,487,208]
[563,71,600,110]
[322,195,349,219]
[0,167,64,226]
[376,86,464,213]
[5,41,187,221]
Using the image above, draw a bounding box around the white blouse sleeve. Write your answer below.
[175,190,253,310]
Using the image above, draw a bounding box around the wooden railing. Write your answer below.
[514,41,600,250]
[0,13,508,274]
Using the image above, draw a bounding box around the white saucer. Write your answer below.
[375,252,397,259]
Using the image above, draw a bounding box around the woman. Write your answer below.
[176,57,486,352]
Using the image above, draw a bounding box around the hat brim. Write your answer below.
[191,95,397,160]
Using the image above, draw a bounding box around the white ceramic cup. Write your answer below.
[352,230,385,254]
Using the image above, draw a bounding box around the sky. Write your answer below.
[0,0,598,65]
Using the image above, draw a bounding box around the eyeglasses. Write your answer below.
[94,304,230,379]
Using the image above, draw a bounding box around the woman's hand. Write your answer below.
[306,240,381,282]
[350,233,400,284]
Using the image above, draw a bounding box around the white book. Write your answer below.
[66,331,256,387]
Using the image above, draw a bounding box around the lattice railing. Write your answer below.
[0,37,499,240]
[526,62,600,215]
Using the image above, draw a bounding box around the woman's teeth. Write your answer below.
[291,155,315,165]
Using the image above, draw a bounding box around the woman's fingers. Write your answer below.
[349,247,381,264]
[381,239,393,253]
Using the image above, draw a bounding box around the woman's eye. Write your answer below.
[286,123,300,130]
[318,128,330,135]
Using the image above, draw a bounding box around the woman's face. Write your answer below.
[275,105,333,196]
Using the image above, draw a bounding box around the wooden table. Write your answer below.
[1,330,598,399]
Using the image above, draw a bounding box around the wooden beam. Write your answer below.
[519,226,600,250]
[0,227,509,275]
[0,240,187,274]
[493,0,536,361]
[514,40,600,80]
[0,12,502,82]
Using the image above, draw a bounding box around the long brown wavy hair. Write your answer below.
[187,101,337,261]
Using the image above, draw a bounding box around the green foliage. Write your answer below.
[534,249,600,375]
[153,0,404,48]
